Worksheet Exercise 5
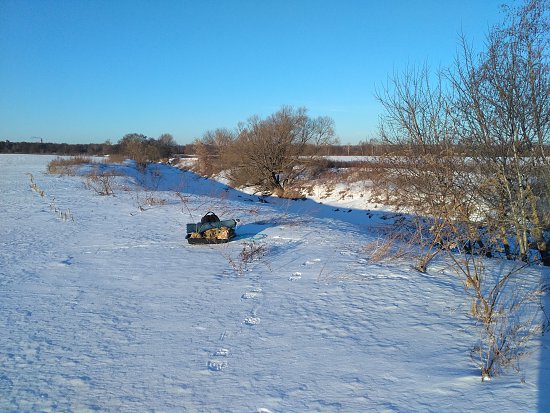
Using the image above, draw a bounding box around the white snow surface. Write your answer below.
[1,154,549,412]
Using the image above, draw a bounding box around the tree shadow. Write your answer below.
[235,221,278,241]
[111,161,405,236]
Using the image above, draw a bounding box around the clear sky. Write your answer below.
[0,0,507,145]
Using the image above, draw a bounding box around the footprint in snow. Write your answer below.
[207,347,229,371]
[61,256,74,265]
[213,348,229,357]
[207,360,228,371]
[52,256,74,267]
[241,288,262,300]
[302,258,321,266]
[289,272,302,281]
[244,316,261,325]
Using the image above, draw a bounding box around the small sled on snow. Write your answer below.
[186,212,238,244]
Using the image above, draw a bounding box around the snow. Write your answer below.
[1,154,549,412]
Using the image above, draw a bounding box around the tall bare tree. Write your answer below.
[375,0,550,266]
[193,128,234,176]
[225,106,336,196]
[373,0,550,380]
[450,0,550,264]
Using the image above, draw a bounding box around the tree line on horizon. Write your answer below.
[0,135,185,158]
[0,135,405,158]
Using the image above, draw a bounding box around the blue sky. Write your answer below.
[0,0,506,145]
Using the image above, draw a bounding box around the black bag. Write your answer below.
[200,211,220,224]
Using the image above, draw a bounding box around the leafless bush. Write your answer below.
[47,156,94,175]
[362,231,410,265]
[117,133,176,167]
[240,241,267,262]
[223,106,336,196]
[224,241,268,275]
[144,193,167,206]
[193,129,234,177]
[409,216,452,273]
[48,197,74,222]
[363,216,447,272]
[175,192,196,219]
[448,249,545,380]
[134,190,167,211]
[26,173,45,198]
[26,173,73,222]
[84,167,117,195]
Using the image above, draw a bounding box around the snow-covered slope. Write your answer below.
[1,154,549,412]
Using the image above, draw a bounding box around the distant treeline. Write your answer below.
[1,140,114,155]
[0,139,185,157]
[0,139,395,157]
[4,139,546,158]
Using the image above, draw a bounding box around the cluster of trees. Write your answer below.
[372,0,549,379]
[1,137,403,158]
[0,133,183,161]
[193,106,337,197]
[374,0,549,266]
[0,140,110,155]
[116,133,180,166]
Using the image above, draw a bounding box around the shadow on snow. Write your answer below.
[103,160,403,238]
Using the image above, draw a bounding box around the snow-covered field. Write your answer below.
[1,154,549,412]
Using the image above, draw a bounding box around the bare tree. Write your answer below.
[119,133,149,166]
[373,0,550,380]
[225,106,336,196]
[373,65,478,271]
[158,133,176,147]
[447,0,550,264]
[193,128,235,176]
[375,0,550,266]
[118,133,177,166]
[157,133,177,160]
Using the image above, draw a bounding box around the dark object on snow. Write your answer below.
[201,211,220,224]
[186,212,238,244]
